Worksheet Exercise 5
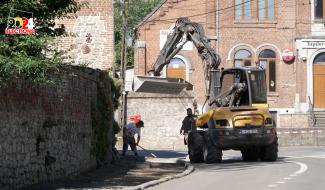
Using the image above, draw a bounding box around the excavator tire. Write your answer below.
[260,136,278,161]
[203,132,222,164]
[241,148,260,161]
[188,132,204,163]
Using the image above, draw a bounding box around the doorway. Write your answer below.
[167,57,186,80]
[313,52,325,108]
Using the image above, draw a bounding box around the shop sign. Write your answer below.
[302,41,325,49]
[160,30,192,50]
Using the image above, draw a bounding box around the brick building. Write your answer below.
[132,0,325,130]
[57,0,114,70]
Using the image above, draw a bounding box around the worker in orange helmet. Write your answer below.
[122,120,144,156]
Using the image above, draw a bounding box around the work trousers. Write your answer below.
[122,136,138,156]
[183,133,189,145]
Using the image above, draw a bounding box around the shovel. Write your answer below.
[137,144,158,158]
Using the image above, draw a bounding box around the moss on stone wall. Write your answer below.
[91,71,120,164]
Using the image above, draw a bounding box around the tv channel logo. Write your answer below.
[5,9,35,35]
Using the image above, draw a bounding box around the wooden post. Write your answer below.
[120,0,129,127]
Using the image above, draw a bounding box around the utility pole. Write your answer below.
[120,0,128,127]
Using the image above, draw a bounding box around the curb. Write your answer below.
[124,159,194,190]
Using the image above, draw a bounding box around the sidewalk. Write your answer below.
[23,150,191,190]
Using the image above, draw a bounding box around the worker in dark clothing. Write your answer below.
[180,108,197,145]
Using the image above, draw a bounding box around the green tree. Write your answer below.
[0,0,87,83]
[113,0,161,68]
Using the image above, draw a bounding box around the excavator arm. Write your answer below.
[133,17,221,95]
[149,17,221,76]
[133,17,248,109]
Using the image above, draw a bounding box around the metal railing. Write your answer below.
[308,96,316,127]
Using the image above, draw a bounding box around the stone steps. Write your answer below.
[311,110,325,127]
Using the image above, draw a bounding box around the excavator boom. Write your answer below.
[133,17,220,94]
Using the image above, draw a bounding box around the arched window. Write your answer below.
[234,49,252,67]
[313,52,325,64]
[258,49,276,92]
[166,58,186,80]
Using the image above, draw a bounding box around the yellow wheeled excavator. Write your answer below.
[133,17,278,163]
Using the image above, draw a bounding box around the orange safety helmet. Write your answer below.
[129,114,141,123]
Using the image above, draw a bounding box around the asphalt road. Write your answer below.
[148,147,325,190]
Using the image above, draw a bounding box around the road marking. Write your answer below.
[292,161,308,175]
[267,161,307,189]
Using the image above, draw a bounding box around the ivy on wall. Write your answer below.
[91,71,121,164]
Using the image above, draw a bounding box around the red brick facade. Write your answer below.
[134,0,319,127]
[57,0,114,70]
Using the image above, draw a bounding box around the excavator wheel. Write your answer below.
[187,132,204,163]
[260,136,278,161]
[241,148,260,161]
[203,132,222,164]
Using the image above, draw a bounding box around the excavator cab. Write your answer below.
[209,67,267,108]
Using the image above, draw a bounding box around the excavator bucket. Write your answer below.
[132,75,187,94]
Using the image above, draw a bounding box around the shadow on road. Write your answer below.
[136,149,188,158]
[21,155,184,190]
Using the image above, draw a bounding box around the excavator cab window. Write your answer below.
[234,73,241,83]
[220,73,235,95]
[219,69,250,106]
[249,70,267,103]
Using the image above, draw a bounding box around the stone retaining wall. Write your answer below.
[126,92,195,151]
[0,68,115,189]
